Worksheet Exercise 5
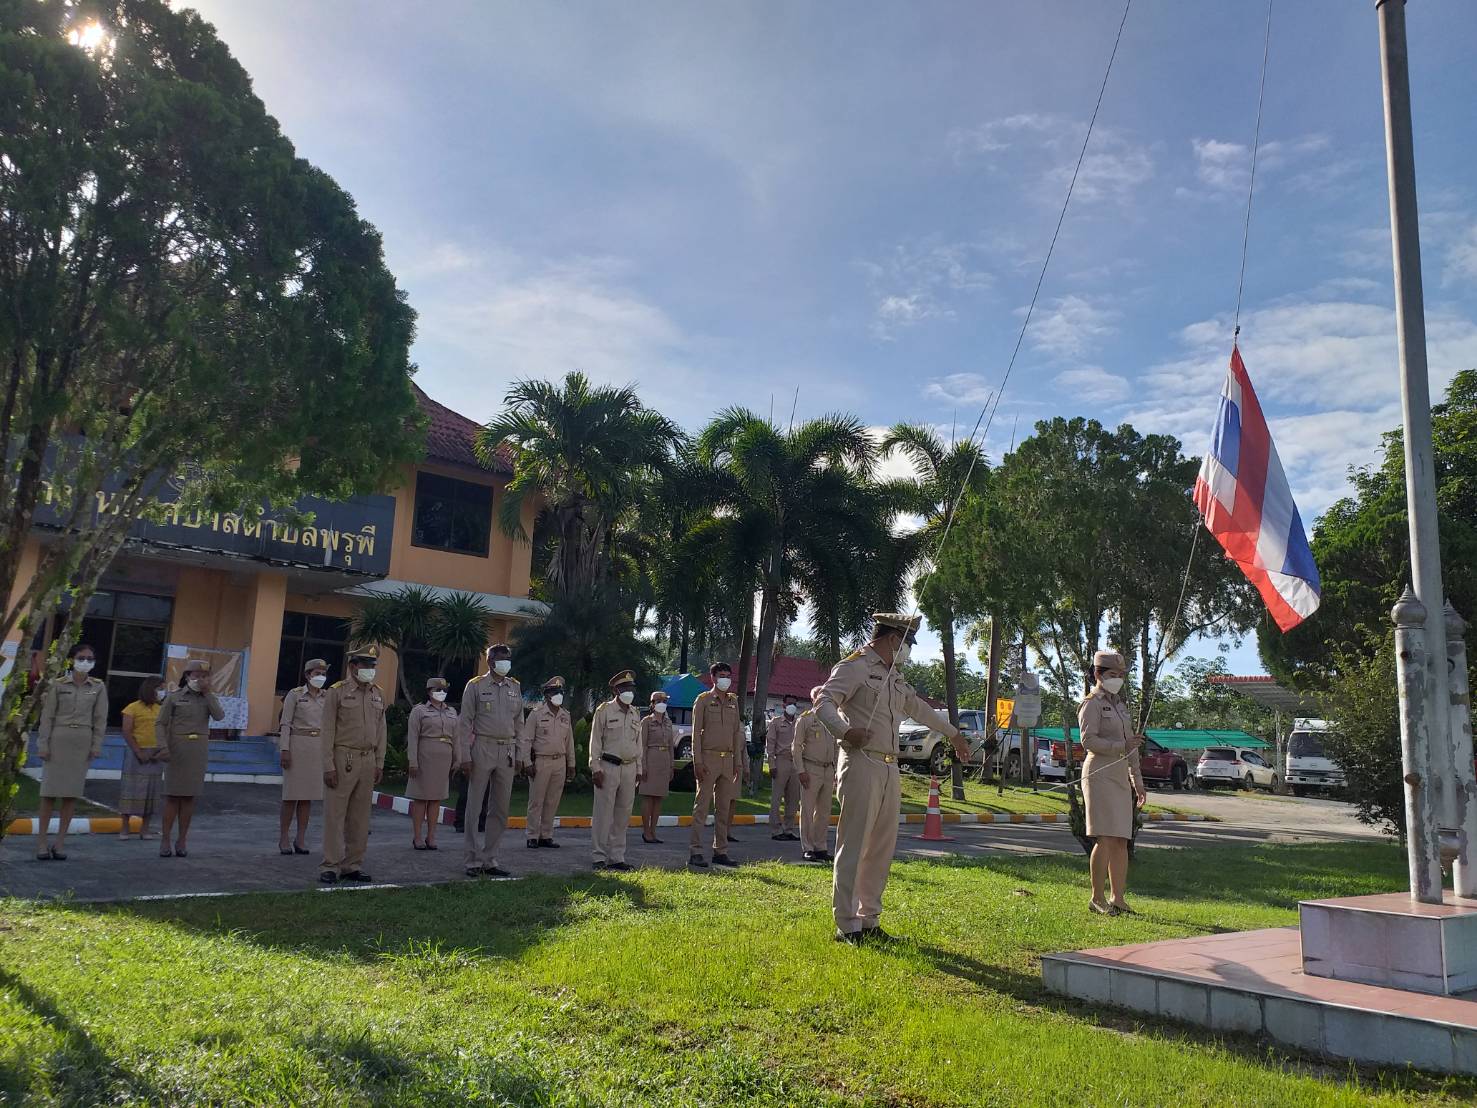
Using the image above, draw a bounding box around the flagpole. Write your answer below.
[1376,0,1468,901]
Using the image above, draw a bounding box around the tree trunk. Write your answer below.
[750,544,784,749]
[942,609,965,800]
[679,614,690,673]
[735,598,755,722]
[984,614,1002,787]
[1137,619,1154,731]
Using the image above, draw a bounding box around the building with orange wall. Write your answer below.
[2,385,541,736]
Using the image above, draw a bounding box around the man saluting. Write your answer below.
[815,613,968,944]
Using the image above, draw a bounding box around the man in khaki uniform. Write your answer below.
[319,645,388,884]
[793,684,837,863]
[519,676,575,849]
[590,670,642,871]
[766,694,801,842]
[458,643,523,878]
[689,661,744,869]
[817,614,967,942]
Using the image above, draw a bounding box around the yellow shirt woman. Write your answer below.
[121,700,161,748]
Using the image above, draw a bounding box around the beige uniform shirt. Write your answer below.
[815,646,955,756]
[791,708,837,767]
[765,714,797,762]
[157,687,225,743]
[37,676,108,757]
[589,698,641,767]
[320,679,388,771]
[691,689,743,770]
[518,704,575,765]
[277,685,327,752]
[457,673,523,760]
[407,701,459,770]
[638,712,675,777]
[1079,689,1144,790]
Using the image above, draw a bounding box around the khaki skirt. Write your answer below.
[281,733,325,802]
[1082,752,1135,839]
[163,732,210,798]
[639,744,674,797]
[408,737,455,802]
[40,725,94,799]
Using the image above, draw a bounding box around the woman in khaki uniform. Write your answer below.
[277,658,330,855]
[637,690,676,843]
[35,643,108,860]
[1079,649,1146,915]
[407,676,458,850]
[157,659,226,857]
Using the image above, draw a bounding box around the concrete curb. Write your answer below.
[367,791,1218,830]
[5,816,143,835]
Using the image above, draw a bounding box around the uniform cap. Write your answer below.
[487,642,511,656]
[872,612,922,636]
[426,676,448,690]
[347,644,380,662]
[303,657,328,673]
[543,675,565,691]
[184,659,211,674]
[1092,649,1127,669]
[608,669,636,689]
[650,690,669,703]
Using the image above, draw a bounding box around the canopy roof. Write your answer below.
[1031,727,1269,751]
[1206,675,1321,715]
[657,673,710,709]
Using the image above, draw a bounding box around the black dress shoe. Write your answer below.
[861,927,897,944]
[771,833,788,841]
[342,871,373,883]
[711,854,738,869]
[319,872,339,884]
[593,860,608,871]
[607,861,633,872]
[527,839,540,849]
[802,850,818,862]
[834,929,863,945]
[454,824,465,834]
[687,855,709,869]
[538,838,559,848]
[483,866,512,879]
[727,831,741,841]
[783,832,801,842]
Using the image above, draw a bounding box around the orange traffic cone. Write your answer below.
[916,774,954,841]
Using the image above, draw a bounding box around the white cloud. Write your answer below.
[1053,366,1129,404]
[1027,294,1118,358]
[949,113,1153,205]
[1445,223,1477,284]
[861,239,994,339]
[1183,134,1342,199]
[924,372,995,407]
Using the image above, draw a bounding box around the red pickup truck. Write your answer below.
[1046,736,1188,790]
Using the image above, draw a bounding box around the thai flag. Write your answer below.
[1193,346,1321,632]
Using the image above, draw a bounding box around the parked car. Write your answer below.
[1286,718,1345,796]
[1139,738,1189,790]
[1196,746,1277,791]
[899,710,1017,775]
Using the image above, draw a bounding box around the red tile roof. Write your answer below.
[413,383,512,475]
[700,655,832,700]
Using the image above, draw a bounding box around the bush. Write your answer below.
[1322,635,1403,835]
[383,702,411,778]
[571,717,592,786]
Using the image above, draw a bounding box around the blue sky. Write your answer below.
[182,0,1477,677]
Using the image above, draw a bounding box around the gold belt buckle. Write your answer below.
[185,733,201,740]
[713,750,731,758]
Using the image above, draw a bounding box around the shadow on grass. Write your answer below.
[298,1028,558,1103]
[0,967,167,1104]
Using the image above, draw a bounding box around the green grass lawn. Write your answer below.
[6,774,111,819]
[4,841,1470,1105]
[382,771,1187,820]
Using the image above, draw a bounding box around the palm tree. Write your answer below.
[509,589,660,717]
[349,586,494,703]
[476,372,680,601]
[696,409,894,745]
[881,424,989,795]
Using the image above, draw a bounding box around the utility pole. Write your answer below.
[1376,0,1475,899]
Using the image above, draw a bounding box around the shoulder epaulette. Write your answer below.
[331,680,349,689]
[842,649,864,662]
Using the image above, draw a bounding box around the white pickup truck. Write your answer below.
[1286,718,1346,796]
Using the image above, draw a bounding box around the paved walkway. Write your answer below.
[0,783,1384,903]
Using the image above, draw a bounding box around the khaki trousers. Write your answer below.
[592,760,638,863]
[769,753,801,833]
[526,755,568,840]
[321,746,373,876]
[464,737,516,868]
[831,748,901,934]
[689,758,739,855]
[800,762,836,854]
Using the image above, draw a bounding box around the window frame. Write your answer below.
[410,470,494,559]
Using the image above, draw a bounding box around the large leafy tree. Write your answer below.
[695,410,896,742]
[476,372,680,602]
[0,0,421,831]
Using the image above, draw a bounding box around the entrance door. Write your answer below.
[77,592,173,725]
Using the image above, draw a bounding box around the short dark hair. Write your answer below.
[138,676,163,704]
[488,643,511,658]
[68,642,95,659]
[710,661,732,676]
[782,694,798,704]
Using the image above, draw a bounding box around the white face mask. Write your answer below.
[618,689,635,705]
[431,689,448,702]
[155,687,167,702]
[894,641,913,666]
[549,693,564,708]
[715,677,731,692]
[72,658,95,674]
[187,677,205,692]
[1101,676,1125,694]
[653,701,667,714]
[493,659,511,676]
[308,674,328,689]
[356,667,377,684]
[784,703,797,717]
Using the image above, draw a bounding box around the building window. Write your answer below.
[412,472,493,557]
[277,612,350,694]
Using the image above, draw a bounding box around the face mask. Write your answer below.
[784,704,797,717]
[894,641,913,666]
[73,658,95,674]
[493,659,511,676]
[715,677,731,692]
[155,688,167,702]
[187,677,205,692]
[431,690,448,702]
[618,690,635,705]
[653,701,667,715]
[1101,676,1125,694]
[549,693,564,708]
[356,667,377,684]
[308,674,328,689]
